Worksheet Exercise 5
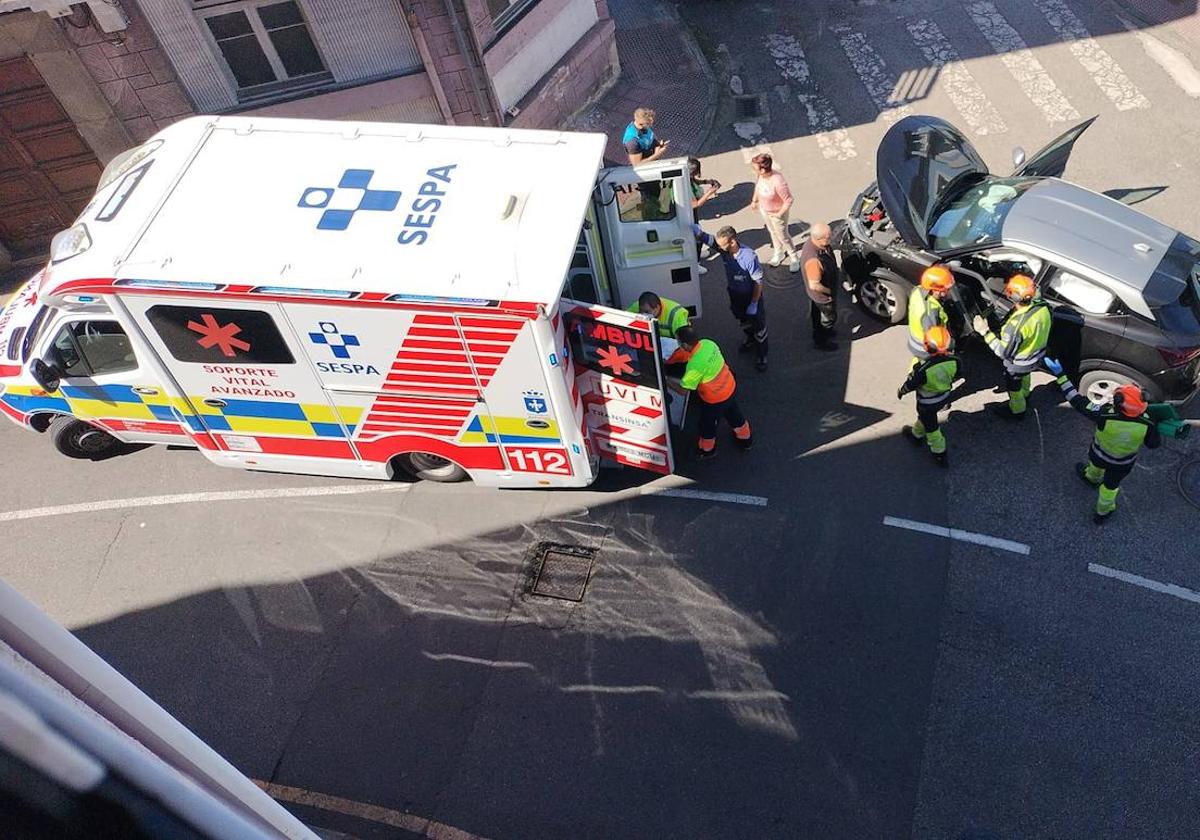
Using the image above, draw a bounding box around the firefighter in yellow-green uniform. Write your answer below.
[1043,357,1162,524]
[974,274,1052,420]
[898,325,960,467]
[908,265,955,360]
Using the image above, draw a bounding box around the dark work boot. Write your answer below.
[989,403,1025,421]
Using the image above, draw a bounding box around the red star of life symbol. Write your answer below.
[187,313,251,357]
[595,344,634,377]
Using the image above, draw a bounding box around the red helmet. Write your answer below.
[924,325,952,355]
[1003,274,1036,303]
[1112,385,1148,417]
[920,265,955,295]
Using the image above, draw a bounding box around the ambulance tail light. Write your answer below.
[49,224,92,264]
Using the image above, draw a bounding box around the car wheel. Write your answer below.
[50,416,121,460]
[857,274,907,324]
[1077,368,1162,406]
[397,451,468,483]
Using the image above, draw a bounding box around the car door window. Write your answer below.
[1044,270,1115,314]
[50,321,137,377]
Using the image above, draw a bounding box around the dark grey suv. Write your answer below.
[840,114,1200,404]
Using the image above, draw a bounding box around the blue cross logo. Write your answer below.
[298,169,401,231]
[309,322,360,359]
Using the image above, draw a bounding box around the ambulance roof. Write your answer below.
[50,116,608,309]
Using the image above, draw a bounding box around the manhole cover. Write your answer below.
[1179,459,1200,509]
[531,544,596,601]
[734,94,762,120]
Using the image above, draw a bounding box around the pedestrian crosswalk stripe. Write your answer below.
[832,24,913,124]
[906,18,1008,136]
[1032,0,1149,111]
[967,1,1082,123]
[765,33,857,161]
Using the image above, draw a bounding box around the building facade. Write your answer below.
[0,0,618,272]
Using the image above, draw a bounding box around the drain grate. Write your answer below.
[734,94,762,120]
[531,544,597,602]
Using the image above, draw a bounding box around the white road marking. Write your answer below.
[967,1,1081,123]
[1032,0,1149,111]
[255,780,486,840]
[765,33,857,160]
[561,684,665,694]
[832,24,913,124]
[907,18,1008,135]
[422,652,536,670]
[1088,563,1200,605]
[0,484,410,523]
[639,487,768,507]
[882,516,1031,555]
[1125,22,1200,97]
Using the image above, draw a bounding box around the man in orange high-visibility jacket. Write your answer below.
[667,326,753,459]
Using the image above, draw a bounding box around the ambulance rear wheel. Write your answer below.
[397,452,468,483]
[50,417,120,460]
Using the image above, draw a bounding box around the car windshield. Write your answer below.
[928,177,1039,251]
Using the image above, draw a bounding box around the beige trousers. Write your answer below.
[761,210,795,257]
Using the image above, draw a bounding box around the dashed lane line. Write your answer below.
[832,24,913,125]
[882,516,1031,555]
[765,33,857,161]
[1088,563,1200,606]
[907,18,1008,135]
[639,487,769,507]
[0,484,412,523]
[967,1,1081,123]
[254,780,486,840]
[1032,0,1149,111]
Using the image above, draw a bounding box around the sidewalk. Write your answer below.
[569,0,718,166]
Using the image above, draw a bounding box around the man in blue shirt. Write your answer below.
[623,107,670,165]
[698,225,768,372]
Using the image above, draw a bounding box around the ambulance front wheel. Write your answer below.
[50,416,121,460]
[395,452,468,483]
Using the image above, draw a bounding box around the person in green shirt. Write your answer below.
[973,273,1052,421]
[667,326,752,459]
[897,325,960,467]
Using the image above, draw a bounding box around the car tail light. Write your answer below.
[1157,345,1200,367]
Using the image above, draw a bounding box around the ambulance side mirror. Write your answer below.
[31,358,62,393]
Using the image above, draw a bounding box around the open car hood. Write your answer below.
[876,115,989,251]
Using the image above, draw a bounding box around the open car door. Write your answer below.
[1011,116,1097,179]
[562,299,674,475]
[594,159,702,319]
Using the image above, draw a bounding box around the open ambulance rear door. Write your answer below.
[562,299,673,475]
[593,159,702,319]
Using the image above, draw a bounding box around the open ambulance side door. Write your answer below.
[562,300,674,475]
[594,159,702,319]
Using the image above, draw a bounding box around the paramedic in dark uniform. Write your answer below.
[711,225,768,372]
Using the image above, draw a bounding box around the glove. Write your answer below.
[972,314,988,335]
[745,300,759,316]
[896,384,909,400]
[1043,357,1063,376]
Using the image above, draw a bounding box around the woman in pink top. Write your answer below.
[749,153,799,273]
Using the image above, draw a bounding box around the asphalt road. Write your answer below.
[5,0,1200,837]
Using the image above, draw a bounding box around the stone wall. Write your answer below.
[63,0,195,143]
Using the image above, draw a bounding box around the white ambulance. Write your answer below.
[0,116,705,488]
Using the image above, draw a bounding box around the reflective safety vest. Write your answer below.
[988,301,1052,374]
[627,296,689,340]
[1094,413,1152,461]
[907,288,949,357]
[908,355,959,402]
[669,339,736,403]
